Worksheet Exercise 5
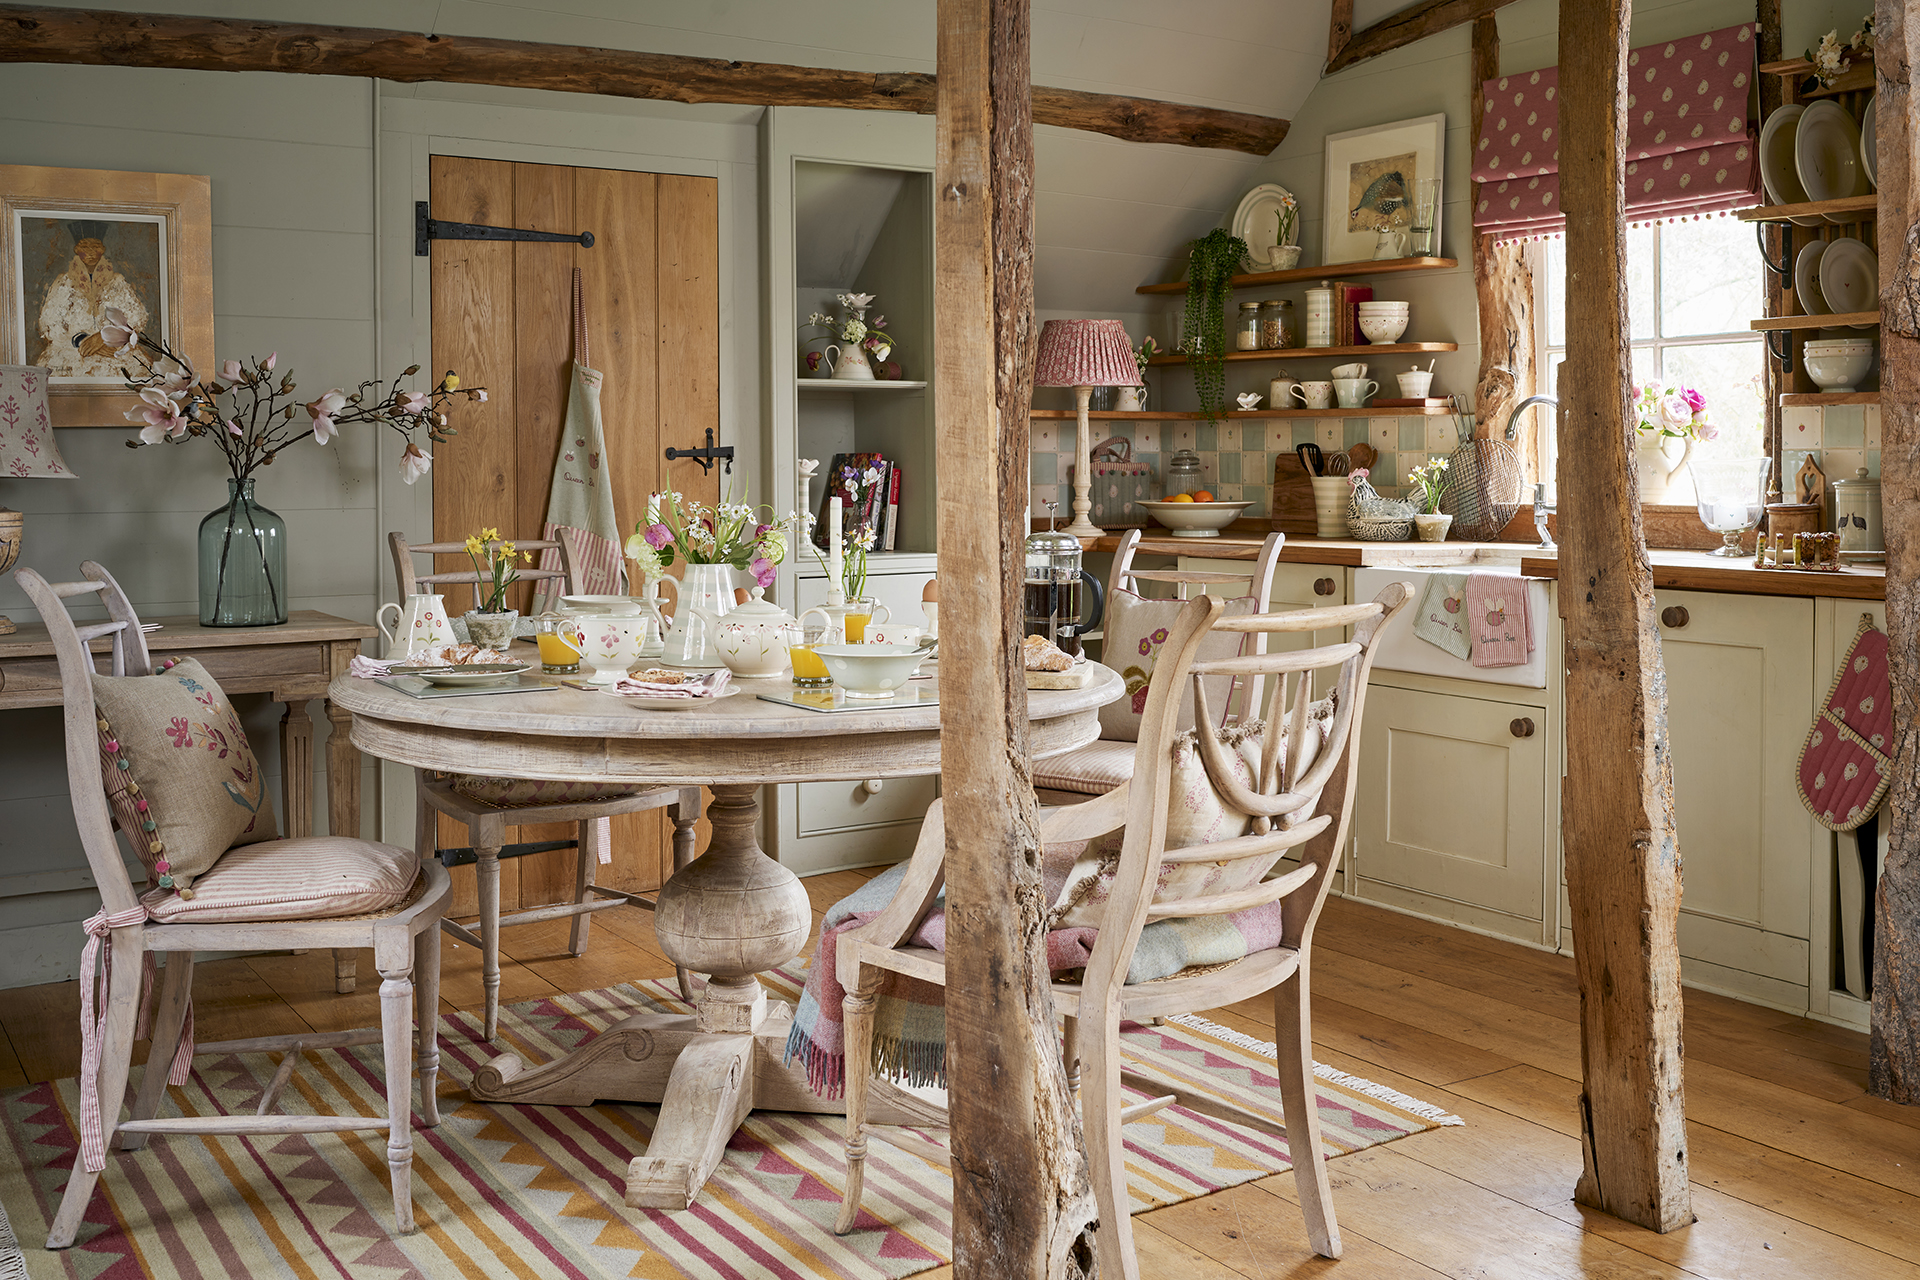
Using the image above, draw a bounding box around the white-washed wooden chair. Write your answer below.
[20,562,452,1249]
[1032,528,1285,805]
[832,584,1411,1275]
[390,531,701,1036]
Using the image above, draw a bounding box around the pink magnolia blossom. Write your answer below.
[99,307,138,352]
[126,388,187,443]
[305,389,348,444]
[399,441,433,484]
[473,388,488,402]
[263,352,277,371]
[395,390,430,415]
[226,418,242,437]
[219,358,245,385]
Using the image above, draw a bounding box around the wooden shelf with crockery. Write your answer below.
[1778,391,1879,407]
[1145,342,1457,366]
[1134,256,1457,296]
[1735,194,1877,224]
[1027,407,1450,420]
[796,380,928,391]
[1750,311,1880,332]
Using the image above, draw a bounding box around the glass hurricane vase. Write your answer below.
[198,477,287,626]
[1690,456,1770,558]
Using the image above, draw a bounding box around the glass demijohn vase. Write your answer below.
[198,478,287,626]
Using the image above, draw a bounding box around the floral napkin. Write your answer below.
[599,669,733,699]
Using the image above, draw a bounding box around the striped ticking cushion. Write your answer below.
[1031,739,1136,796]
[143,836,419,924]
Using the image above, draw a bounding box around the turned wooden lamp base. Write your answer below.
[0,509,22,636]
[467,783,943,1210]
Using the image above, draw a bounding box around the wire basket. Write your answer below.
[1441,439,1524,541]
[1348,515,1414,541]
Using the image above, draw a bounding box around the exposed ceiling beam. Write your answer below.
[1327,0,1354,67]
[0,4,1290,154]
[1325,0,1523,75]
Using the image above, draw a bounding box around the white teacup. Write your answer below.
[576,612,646,684]
[1330,362,1368,380]
[865,622,923,647]
[1397,371,1435,399]
[1333,377,1379,409]
[1291,380,1335,410]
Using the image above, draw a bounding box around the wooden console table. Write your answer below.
[0,610,377,992]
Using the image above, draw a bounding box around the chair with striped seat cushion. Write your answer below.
[389,531,701,1038]
[20,561,453,1250]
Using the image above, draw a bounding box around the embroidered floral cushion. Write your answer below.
[1051,698,1338,930]
[144,837,418,923]
[448,776,647,808]
[1096,589,1258,743]
[92,658,277,897]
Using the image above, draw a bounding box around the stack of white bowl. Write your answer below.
[1305,284,1334,348]
[1803,337,1876,391]
[1356,300,1411,344]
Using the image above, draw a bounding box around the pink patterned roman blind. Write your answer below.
[1471,22,1762,241]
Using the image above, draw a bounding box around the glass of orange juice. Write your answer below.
[790,620,832,687]
[842,597,890,644]
[532,613,584,674]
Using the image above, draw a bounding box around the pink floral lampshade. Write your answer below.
[1033,319,1143,389]
[0,366,78,479]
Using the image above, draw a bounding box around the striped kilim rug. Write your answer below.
[1,968,1459,1279]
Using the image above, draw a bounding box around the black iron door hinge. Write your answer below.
[415,201,595,256]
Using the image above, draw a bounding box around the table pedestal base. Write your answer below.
[466,782,942,1210]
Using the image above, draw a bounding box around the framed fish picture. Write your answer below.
[1321,114,1446,265]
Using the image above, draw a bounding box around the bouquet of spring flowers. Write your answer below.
[804,292,897,370]
[1406,455,1451,514]
[807,459,887,599]
[1133,335,1161,374]
[1634,382,1718,442]
[626,476,790,592]
[464,529,531,614]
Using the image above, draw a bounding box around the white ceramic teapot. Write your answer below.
[692,588,799,678]
[375,592,455,659]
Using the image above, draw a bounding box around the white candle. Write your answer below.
[829,496,844,599]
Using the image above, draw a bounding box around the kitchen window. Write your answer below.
[1536,215,1767,493]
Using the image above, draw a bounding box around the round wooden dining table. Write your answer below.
[330,662,1122,1210]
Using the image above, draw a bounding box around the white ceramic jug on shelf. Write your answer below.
[1635,431,1694,503]
[825,342,877,381]
[375,592,455,659]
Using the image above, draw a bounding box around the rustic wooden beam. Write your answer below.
[936,0,1099,1276]
[0,4,1288,155]
[1468,13,1537,477]
[1328,0,1355,67]
[1756,0,1785,491]
[1325,0,1523,75]
[1557,0,1695,1232]
[1870,0,1920,1105]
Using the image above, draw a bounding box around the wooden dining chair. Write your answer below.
[1032,528,1286,805]
[830,584,1411,1275]
[389,531,702,1038]
[20,562,453,1248]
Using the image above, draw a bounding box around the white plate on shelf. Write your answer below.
[1793,240,1831,315]
[1795,100,1868,209]
[1759,104,1819,224]
[1860,93,1878,190]
[1816,237,1880,320]
[1231,183,1301,270]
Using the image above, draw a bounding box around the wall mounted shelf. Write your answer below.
[1145,342,1458,366]
[1134,256,1458,296]
[1736,195,1877,224]
[1027,407,1450,420]
[1778,391,1879,407]
[1750,312,1879,332]
[796,380,928,391]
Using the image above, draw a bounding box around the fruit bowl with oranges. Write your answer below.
[1140,492,1255,537]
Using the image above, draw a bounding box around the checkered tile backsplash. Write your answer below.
[1029,415,1436,521]
[1781,404,1883,510]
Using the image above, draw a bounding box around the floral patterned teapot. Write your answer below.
[689,587,798,678]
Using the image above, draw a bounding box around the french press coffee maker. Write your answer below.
[1025,503,1105,657]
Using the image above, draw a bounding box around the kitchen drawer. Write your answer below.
[797,774,939,836]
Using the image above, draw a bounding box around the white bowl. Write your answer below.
[1358,315,1411,343]
[1804,346,1873,391]
[561,594,645,615]
[812,643,928,698]
[1139,499,1255,537]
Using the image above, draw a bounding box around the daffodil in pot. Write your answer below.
[463,529,532,648]
[106,307,484,626]
[1408,456,1454,541]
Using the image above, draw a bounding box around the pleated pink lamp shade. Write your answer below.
[0,365,79,636]
[1033,319,1144,388]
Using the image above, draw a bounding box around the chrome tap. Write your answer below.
[1504,394,1558,442]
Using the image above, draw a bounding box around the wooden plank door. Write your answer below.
[428,155,719,917]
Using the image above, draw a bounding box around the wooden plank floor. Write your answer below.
[1,881,1916,1278]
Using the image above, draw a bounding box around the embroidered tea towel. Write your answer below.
[1797,614,1892,831]
[534,269,623,609]
[1466,572,1531,667]
[1411,573,1471,659]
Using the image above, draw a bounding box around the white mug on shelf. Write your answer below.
[1332,377,1379,409]
[1291,381,1335,410]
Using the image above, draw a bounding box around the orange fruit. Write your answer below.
[1168,493,1194,503]
[1193,490,1215,503]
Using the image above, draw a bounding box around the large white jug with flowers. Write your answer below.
[1633,382,1713,504]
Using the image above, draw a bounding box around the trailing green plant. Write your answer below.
[1181,228,1248,423]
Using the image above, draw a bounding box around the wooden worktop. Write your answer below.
[1084,530,1888,600]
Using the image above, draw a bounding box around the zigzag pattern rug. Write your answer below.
[0,969,1459,1279]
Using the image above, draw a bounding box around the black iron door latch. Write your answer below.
[666,427,734,475]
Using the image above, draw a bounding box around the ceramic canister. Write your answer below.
[1833,468,1883,552]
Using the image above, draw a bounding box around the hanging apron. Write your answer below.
[535,269,624,609]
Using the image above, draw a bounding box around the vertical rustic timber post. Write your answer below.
[1469,13,1537,475]
[1870,0,1920,1104]
[1556,0,1694,1231]
[935,0,1101,1274]
[1756,0,1785,482]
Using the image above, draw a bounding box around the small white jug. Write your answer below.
[376,592,455,659]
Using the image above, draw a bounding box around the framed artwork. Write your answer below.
[1,166,212,427]
[1321,113,1446,266]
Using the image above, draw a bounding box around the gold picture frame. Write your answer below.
[1,165,212,428]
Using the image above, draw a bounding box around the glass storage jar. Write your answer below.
[1166,448,1204,497]
[1258,299,1294,349]
[1235,301,1261,351]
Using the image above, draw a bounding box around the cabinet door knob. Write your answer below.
[1314,577,1337,597]
[1510,717,1535,738]
[862,779,884,795]
[1661,606,1690,629]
